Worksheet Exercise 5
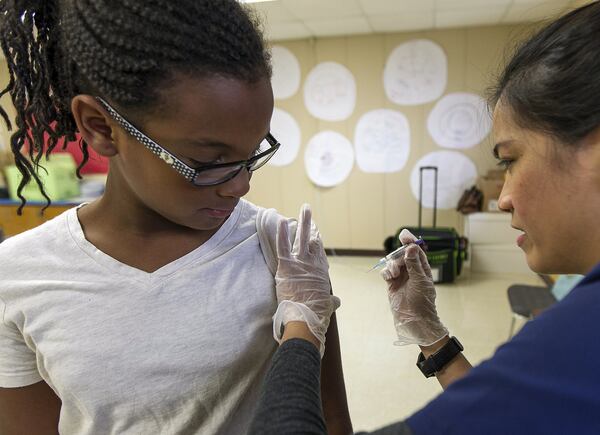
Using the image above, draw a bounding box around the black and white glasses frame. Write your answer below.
[95,97,280,186]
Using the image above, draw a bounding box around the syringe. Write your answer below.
[368,238,425,272]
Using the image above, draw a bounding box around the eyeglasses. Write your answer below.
[96,97,280,186]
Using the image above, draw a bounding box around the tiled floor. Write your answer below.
[328,256,543,432]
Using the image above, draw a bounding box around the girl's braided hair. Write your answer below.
[0,0,271,210]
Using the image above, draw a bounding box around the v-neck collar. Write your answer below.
[65,201,246,284]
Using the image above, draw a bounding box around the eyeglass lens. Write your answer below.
[192,143,278,186]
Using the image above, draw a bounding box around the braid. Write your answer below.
[0,0,271,211]
[0,0,69,212]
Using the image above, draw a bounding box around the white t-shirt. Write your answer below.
[0,199,287,434]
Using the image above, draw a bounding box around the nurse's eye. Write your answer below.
[496,158,514,171]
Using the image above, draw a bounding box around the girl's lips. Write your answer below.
[517,233,527,247]
[204,208,234,218]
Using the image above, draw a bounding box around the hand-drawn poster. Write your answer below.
[409,151,477,209]
[427,92,492,149]
[271,45,301,100]
[384,39,447,106]
[354,109,411,173]
[304,131,354,187]
[265,108,301,167]
[303,62,356,121]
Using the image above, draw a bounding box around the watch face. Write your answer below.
[416,352,436,378]
[417,337,464,378]
[452,336,464,351]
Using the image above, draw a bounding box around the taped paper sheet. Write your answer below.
[303,62,356,121]
[384,39,447,106]
[427,92,492,149]
[354,109,411,173]
[266,108,301,167]
[304,131,354,187]
[410,151,477,209]
[271,45,301,100]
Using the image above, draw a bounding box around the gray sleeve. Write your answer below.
[248,338,327,435]
[248,338,415,435]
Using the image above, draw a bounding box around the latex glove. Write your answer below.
[272,204,341,357]
[381,229,448,346]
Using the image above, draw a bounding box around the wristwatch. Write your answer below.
[416,336,463,378]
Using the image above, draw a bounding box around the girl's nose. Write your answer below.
[217,168,251,199]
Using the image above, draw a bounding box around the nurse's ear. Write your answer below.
[71,95,118,158]
[576,125,600,183]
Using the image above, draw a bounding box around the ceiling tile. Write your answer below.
[304,16,373,37]
[266,20,314,41]
[358,0,435,14]
[254,0,584,41]
[435,6,508,28]
[368,11,436,33]
[281,0,364,20]
[503,1,571,22]
[247,2,298,21]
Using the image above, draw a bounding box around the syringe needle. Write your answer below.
[367,260,386,273]
[367,238,425,272]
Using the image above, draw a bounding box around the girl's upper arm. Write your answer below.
[1,297,60,432]
[0,381,62,435]
[320,312,354,435]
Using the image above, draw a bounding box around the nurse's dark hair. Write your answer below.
[0,0,271,210]
[489,1,600,146]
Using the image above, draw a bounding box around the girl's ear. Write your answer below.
[71,95,118,157]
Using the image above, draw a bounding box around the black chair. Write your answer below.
[507,284,556,337]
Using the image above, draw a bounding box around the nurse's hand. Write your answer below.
[381,229,448,346]
[273,204,341,357]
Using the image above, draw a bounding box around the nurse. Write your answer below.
[249,2,600,434]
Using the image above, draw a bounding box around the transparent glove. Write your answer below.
[381,229,448,346]
[272,204,341,357]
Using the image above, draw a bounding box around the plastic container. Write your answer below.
[4,153,80,201]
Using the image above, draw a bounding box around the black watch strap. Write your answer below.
[416,336,464,378]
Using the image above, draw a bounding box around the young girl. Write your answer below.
[0,1,351,434]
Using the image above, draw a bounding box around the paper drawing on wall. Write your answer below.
[265,108,301,167]
[410,151,477,209]
[271,45,301,100]
[304,131,354,187]
[383,39,447,106]
[303,62,356,121]
[427,92,492,149]
[354,109,411,173]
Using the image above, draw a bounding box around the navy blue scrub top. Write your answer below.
[407,262,600,435]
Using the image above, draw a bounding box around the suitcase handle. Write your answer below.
[419,166,438,229]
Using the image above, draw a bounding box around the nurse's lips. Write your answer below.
[512,225,527,247]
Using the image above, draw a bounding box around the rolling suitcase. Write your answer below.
[387,166,466,284]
